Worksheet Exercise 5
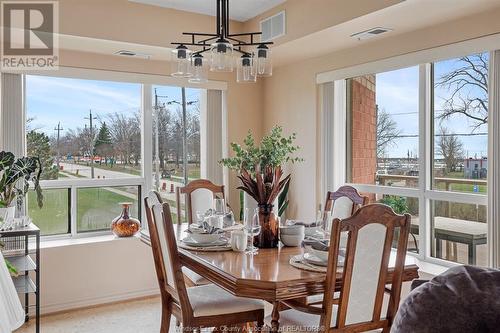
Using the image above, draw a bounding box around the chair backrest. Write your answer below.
[321,203,410,332]
[176,179,225,224]
[324,186,368,220]
[144,191,193,318]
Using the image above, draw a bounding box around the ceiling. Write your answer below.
[128,0,287,22]
[60,0,500,67]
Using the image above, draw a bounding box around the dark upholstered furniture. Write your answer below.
[392,265,500,333]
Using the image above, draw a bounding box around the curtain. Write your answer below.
[200,89,224,185]
[0,73,24,156]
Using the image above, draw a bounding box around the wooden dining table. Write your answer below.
[140,224,420,332]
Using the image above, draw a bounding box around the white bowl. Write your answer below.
[280,225,305,236]
[281,233,304,247]
[189,232,221,244]
[304,226,322,237]
[309,247,329,262]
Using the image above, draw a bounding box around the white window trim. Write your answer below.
[4,67,225,240]
[320,44,498,268]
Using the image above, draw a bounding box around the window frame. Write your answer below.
[327,52,494,268]
[13,68,227,239]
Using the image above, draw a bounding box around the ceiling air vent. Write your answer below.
[114,50,151,59]
[351,27,392,41]
[260,10,286,42]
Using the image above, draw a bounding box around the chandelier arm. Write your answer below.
[226,36,247,45]
[233,42,274,47]
[171,42,212,47]
[227,32,262,37]
[182,32,218,37]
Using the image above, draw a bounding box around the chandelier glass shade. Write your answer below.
[237,54,256,83]
[210,39,234,72]
[170,0,273,83]
[189,54,208,83]
[171,45,192,77]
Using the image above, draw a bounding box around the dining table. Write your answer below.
[140,223,420,332]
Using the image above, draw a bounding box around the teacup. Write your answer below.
[230,230,248,252]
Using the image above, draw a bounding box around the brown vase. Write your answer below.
[111,203,140,237]
[253,204,279,248]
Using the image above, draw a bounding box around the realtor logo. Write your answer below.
[1,1,59,70]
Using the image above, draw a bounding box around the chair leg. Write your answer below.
[161,303,172,333]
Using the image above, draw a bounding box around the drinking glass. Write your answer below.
[214,198,226,215]
[245,208,261,255]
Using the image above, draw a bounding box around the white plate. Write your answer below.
[181,236,228,247]
[303,252,344,267]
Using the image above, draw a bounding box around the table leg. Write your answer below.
[271,302,280,333]
[468,243,476,265]
[436,238,442,259]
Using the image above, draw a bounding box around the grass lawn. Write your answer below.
[28,187,139,235]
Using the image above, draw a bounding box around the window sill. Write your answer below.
[39,233,141,250]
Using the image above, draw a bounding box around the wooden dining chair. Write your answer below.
[146,191,209,287]
[176,179,225,225]
[144,191,265,333]
[277,204,411,332]
[324,185,369,220]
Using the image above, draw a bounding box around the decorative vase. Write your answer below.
[0,205,16,223]
[111,203,140,237]
[253,204,279,248]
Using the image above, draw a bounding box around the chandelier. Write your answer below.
[170,0,273,83]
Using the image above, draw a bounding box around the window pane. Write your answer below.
[347,67,420,188]
[366,193,419,253]
[431,200,487,266]
[433,53,488,193]
[28,188,69,236]
[151,86,202,222]
[26,75,142,181]
[77,186,139,232]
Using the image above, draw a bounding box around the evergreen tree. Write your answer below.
[94,122,113,165]
[27,130,59,180]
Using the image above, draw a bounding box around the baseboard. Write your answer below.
[36,288,160,316]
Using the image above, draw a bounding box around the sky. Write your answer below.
[375,53,488,159]
[26,75,201,137]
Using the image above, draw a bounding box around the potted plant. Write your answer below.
[0,151,44,222]
[220,126,302,248]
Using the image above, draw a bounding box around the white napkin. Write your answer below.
[0,252,25,333]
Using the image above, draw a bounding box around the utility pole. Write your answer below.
[84,109,98,179]
[54,122,64,168]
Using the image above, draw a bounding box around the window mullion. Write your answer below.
[418,63,432,261]
[70,186,77,237]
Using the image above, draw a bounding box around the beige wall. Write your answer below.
[263,7,500,221]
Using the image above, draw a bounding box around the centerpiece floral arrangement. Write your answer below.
[220,126,302,248]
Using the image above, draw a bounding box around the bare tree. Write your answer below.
[437,126,464,174]
[436,53,488,130]
[376,106,401,158]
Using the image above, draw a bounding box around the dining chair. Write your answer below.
[144,191,265,333]
[176,179,225,225]
[276,203,411,332]
[147,191,209,287]
[324,185,369,220]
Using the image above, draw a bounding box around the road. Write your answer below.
[59,162,186,216]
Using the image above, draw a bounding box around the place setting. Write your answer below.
[280,215,345,273]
